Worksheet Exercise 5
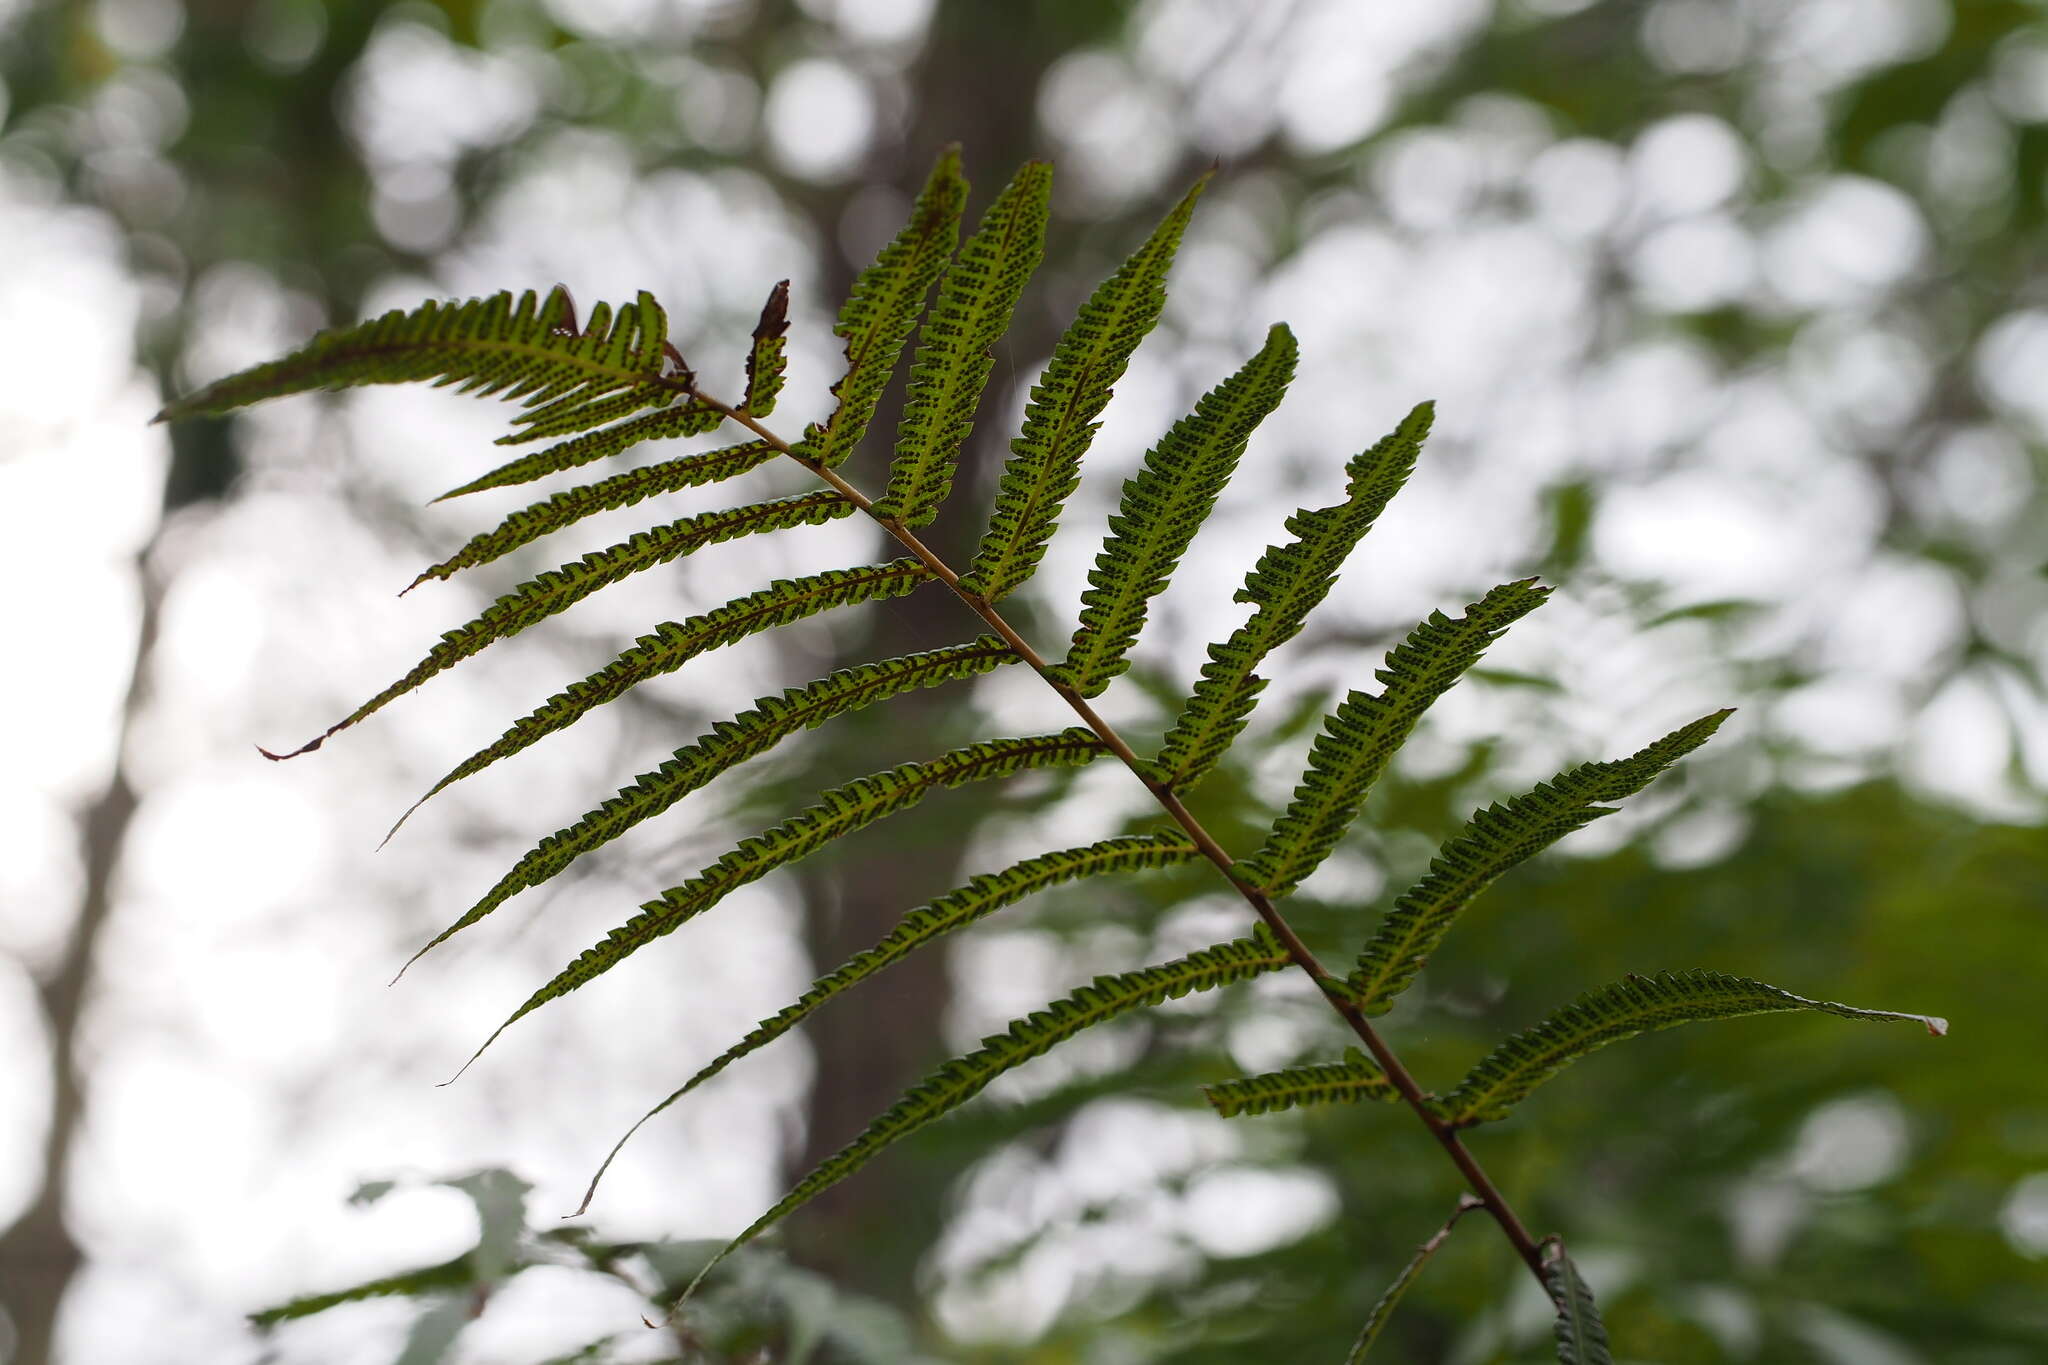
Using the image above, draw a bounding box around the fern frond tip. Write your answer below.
[575,833,1198,1215]
[757,279,790,331]
[257,732,329,761]
[741,279,792,415]
[962,170,1209,600]
[1346,706,1741,1015]
[795,145,968,469]
[1439,969,1946,1126]
[159,288,677,433]
[873,157,1054,525]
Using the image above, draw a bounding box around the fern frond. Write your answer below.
[503,380,672,444]
[249,1254,475,1326]
[1051,325,1297,698]
[1439,970,1947,1128]
[1202,1047,1397,1118]
[435,402,726,503]
[277,495,855,760]
[960,176,1208,602]
[796,147,968,469]
[1543,1242,1614,1365]
[464,731,1108,1066]
[407,441,778,588]
[685,926,1292,1296]
[399,639,1022,968]
[872,161,1052,526]
[1348,711,1732,1015]
[1346,1198,1481,1363]
[742,279,790,415]
[575,834,1201,1213]
[380,559,930,788]
[158,287,680,439]
[1239,581,1550,898]
[1156,403,1435,790]
[495,295,685,441]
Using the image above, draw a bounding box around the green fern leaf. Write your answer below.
[872,161,1053,526]
[158,287,681,438]
[684,926,1292,1295]
[742,279,790,415]
[399,639,1022,968]
[1239,581,1549,898]
[1156,402,1435,790]
[1051,325,1297,698]
[1543,1243,1614,1365]
[1439,970,1948,1127]
[464,731,1108,1066]
[575,834,1201,1212]
[277,494,855,758]
[407,441,778,588]
[1348,711,1732,1015]
[434,402,727,503]
[1202,1047,1397,1118]
[371,560,930,787]
[249,1254,475,1326]
[502,380,672,444]
[959,176,1207,602]
[1346,1200,1480,1363]
[496,294,681,441]
[796,147,968,469]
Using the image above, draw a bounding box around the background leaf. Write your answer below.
[1543,1242,1614,1365]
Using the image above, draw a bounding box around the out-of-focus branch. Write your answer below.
[0,527,164,1365]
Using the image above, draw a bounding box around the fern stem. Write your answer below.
[693,389,1549,1285]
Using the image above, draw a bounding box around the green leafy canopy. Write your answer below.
[159,146,1945,1360]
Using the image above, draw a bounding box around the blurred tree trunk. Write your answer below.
[781,6,1088,1296]
[0,734,131,1365]
[0,419,233,1365]
[0,5,399,1352]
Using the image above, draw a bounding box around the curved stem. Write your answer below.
[692,391,1548,1285]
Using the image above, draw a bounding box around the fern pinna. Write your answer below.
[161,146,1946,1359]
